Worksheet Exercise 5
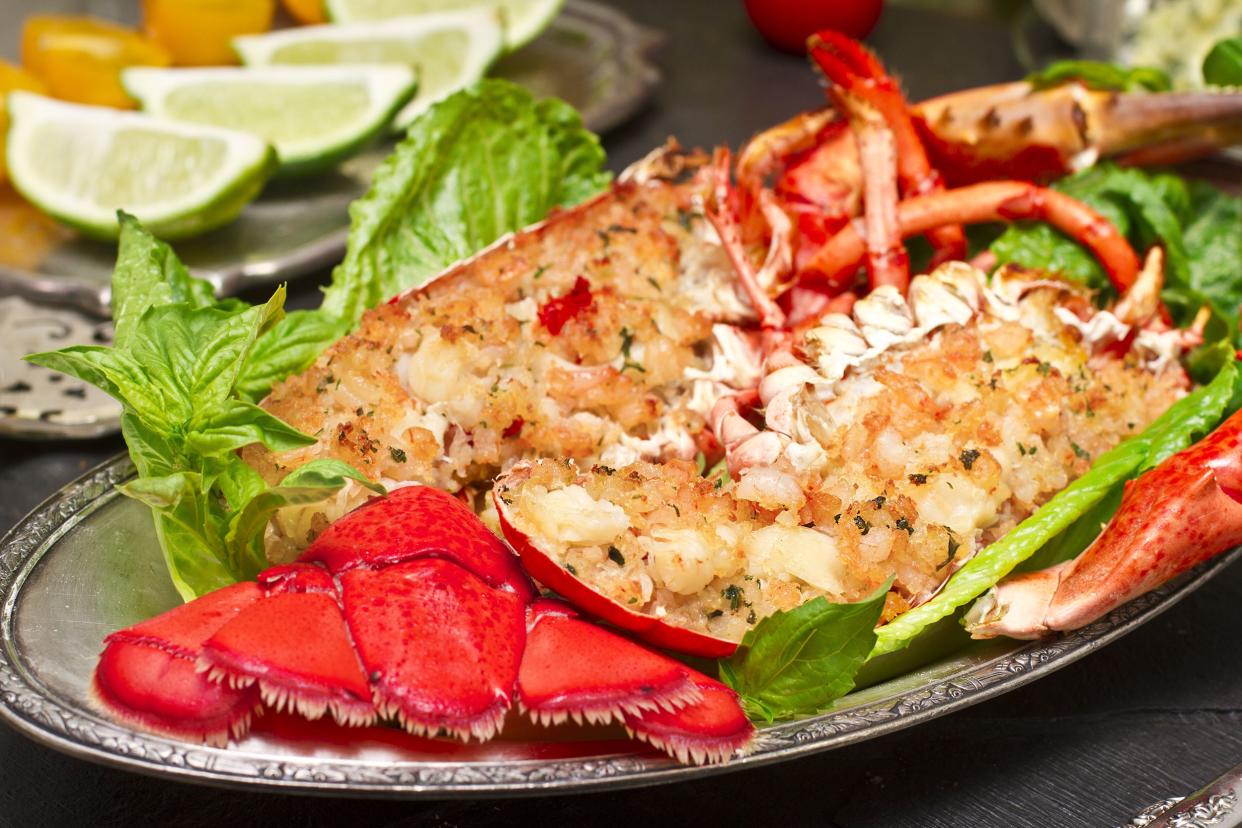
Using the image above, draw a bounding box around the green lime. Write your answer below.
[324,0,564,50]
[6,91,275,241]
[233,11,503,128]
[122,65,415,177]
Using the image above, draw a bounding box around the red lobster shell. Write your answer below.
[91,486,755,765]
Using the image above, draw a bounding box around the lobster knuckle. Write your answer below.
[970,410,1242,639]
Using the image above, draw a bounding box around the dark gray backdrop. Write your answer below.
[2,1,1239,825]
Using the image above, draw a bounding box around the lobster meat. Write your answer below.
[492,261,1193,657]
[93,486,755,764]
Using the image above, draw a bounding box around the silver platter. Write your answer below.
[2,455,1238,796]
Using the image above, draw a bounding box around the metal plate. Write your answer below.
[1,455,1238,797]
[0,0,661,318]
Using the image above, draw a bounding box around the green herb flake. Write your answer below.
[389,446,407,463]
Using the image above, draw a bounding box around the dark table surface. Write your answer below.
[3,1,1242,826]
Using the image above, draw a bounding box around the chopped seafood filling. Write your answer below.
[244,152,753,553]
[497,275,1185,642]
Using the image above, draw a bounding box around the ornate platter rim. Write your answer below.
[1,455,1236,797]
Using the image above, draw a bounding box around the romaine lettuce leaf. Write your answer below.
[870,356,1238,657]
[1027,60,1171,92]
[320,78,612,322]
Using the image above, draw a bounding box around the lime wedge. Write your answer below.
[233,11,503,128]
[5,92,275,241]
[122,65,416,177]
[324,0,564,49]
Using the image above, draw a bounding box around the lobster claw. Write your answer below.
[913,81,1242,185]
[967,408,1242,639]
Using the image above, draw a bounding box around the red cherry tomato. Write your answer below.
[743,0,884,54]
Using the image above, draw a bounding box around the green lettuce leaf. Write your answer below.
[1203,36,1242,86]
[1028,59,1172,92]
[719,583,889,722]
[320,78,612,322]
[871,357,1238,657]
[990,165,1242,345]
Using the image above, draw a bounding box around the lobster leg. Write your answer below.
[913,81,1242,185]
[834,89,909,290]
[706,148,789,329]
[809,30,967,266]
[804,181,1141,293]
[966,406,1242,639]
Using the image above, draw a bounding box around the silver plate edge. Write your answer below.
[1,454,1238,798]
[0,0,660,318]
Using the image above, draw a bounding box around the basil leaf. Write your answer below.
[872,359,1238,657]
[1203,37,1242,86]
[1028,60,1171,92]
[225,459,385,575]
[720,582,889,722]
[184,399,316,457]
[110,212,218,347]
[127,291,284,413]
[235,309,351,402]
[322,78,612,322]
[28,220,376,601]
[27,346,172,431]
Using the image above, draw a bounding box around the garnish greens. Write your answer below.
[1027,60,1171,92]
[320,78,612,323]
[26,80,613,601]
[720,583,890,722]
[991,165,1242,352]
[1202,36,1242,86]
[28,216,382,600]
